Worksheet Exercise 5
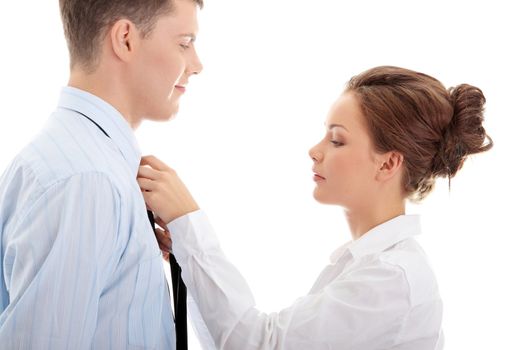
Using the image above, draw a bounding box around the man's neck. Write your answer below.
[68,69,141,130]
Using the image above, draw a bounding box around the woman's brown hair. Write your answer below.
[346,66,493,201]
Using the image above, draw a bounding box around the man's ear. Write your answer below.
[376,151,404,181]
[109,19,138,63]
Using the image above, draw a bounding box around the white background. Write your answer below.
[1,1,524,349]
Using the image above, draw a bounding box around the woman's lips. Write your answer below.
[313,174,326,182]
[175,85,186,93]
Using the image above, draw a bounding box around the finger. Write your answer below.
[137,165,161,180]
[141,155,170,171]
[157,232,171,253]
[141,189,154,208]
[159,244,171,255]
[154,215,169,231]
[155,228,172,251]
[137,177,155,192]
[156,237,171,254]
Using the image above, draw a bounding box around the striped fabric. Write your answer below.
[0,87,178,349]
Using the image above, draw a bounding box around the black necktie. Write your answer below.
[148,210,188,349]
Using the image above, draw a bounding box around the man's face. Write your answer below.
[129,0,202,123]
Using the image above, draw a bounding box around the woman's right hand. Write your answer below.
[137,155,200,224]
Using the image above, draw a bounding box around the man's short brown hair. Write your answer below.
[59,0,203,72]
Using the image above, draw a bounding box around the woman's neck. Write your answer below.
[344,200,405,240]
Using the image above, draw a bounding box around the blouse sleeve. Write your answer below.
[167,210,411,350]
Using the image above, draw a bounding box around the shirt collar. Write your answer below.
[330,215,422,263]
[57,86,141,173]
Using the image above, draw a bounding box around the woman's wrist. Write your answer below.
[166,198,200,223]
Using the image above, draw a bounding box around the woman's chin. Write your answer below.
[312,189,332,205]
[313,190,351,208]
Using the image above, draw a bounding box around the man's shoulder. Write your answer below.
[2,148,120,203]
[0,148,121,236]
[13,113,124,190]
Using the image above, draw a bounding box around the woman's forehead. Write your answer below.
[325,92,365,131]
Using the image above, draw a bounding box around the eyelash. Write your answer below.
[330,140,344,147]
[180,43,191,50]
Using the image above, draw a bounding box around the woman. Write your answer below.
[138,66,492,349]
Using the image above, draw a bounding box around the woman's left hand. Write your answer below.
[137,155,200,224]
[152,215,173,261]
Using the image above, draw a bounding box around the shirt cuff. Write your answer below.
[166,209,221,263]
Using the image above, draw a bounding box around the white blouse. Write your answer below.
[167,211,444,350]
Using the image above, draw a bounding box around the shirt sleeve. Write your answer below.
[0,172,121,349]
[167,210,411,350]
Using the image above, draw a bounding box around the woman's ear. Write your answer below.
[376,151,404,181]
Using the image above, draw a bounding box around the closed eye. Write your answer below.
[330,140,344,147]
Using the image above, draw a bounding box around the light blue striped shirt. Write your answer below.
[0,87,178,349]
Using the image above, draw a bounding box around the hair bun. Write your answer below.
[432,84,493,178]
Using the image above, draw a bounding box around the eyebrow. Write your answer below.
[178,33,196,42]
[328,123,348,131]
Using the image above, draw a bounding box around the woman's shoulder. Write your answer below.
[379,238,441,306]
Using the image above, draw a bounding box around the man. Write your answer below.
[0,0,203,348]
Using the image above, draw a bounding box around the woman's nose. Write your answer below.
[309,144,323,162]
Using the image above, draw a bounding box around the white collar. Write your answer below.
[330,215,422,263]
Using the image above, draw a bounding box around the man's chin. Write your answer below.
[147,107,179,122]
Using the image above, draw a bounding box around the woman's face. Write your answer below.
[309,91,383,210]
